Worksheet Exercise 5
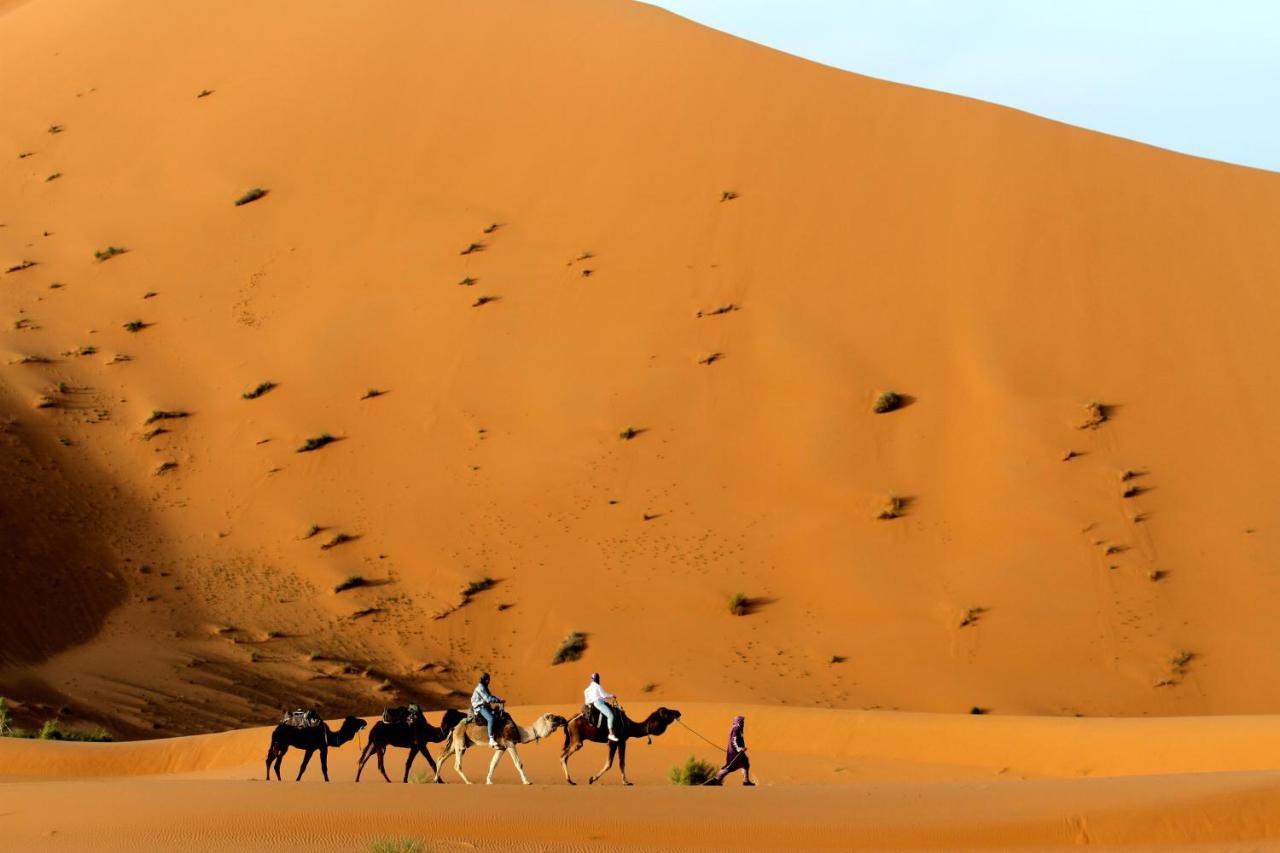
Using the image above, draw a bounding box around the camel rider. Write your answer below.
[584,672,619,742]
[471,672,504,748]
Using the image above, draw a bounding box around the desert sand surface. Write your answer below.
[6,704,1280,851]
[4,0,1280,848]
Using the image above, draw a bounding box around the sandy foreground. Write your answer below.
[5,703,1280,851]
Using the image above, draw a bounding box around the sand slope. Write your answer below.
[2,0,1280,738]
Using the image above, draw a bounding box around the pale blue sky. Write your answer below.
[646,1,1280,173]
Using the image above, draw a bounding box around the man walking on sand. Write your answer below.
[712,715,755,786]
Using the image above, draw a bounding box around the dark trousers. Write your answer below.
[716,750,749,780]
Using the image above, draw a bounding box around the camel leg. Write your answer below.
[417,745,441,783]
[619,741,633,786]
[403,746,417,782]
[265,744,277,781]
[588,741,617,785]
[486,747,505,784]
[561,738,584,785]
[433,743,453,782]
[375,744,391,782]
[453,743,473,785]
[319,743,330,782]
[296,748,313,781]
[355,741,375,781]
[273,746,285,781]
[508,745,531,785]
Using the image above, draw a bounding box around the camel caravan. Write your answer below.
[264,671,686,785]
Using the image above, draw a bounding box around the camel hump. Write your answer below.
[281,708,321,728]
[380,704,421,725]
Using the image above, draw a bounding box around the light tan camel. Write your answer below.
[433,706,567,785]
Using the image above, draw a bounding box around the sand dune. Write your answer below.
[3,0,1280,847]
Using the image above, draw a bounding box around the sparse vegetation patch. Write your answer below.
[320,532,354,550]
[233,187,268,206]
[297,433,336,453]
[243,381,276,400]
[876,494,906,520]
[334,575,367,593]
[669,755,716,785]
[5,260,36,273]
[552,631,587,665]
[872,391,902,414]
[145,410,188,425]
[94,246,126,262]
[1079,401,1108,429]
[728,593,750,616]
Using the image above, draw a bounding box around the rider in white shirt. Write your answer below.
[584,672,619,741]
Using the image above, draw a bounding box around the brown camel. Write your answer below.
[263,716,367,781]
[433,704,567,785]
[560,705,681,785]
[355,708,467,782]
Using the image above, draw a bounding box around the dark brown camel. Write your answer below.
[355,708,467,782]
[560,706,681,785]
[264,716,367,781]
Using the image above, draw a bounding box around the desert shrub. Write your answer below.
[154,461,177,475]
[5,260,36,273]
[94,246,126,261]
[303,524,323,539]
[48,124,64,134]
[369,839,426,853]
[619,426,640,440]
[297,434,336,453]
[145,410,188,425]
[669,755,716,786]
[233,187,267,206]
[1080,401,1108,429]
[45,172,61,182]
[334,575,366,593]
[197,89,214,98]
[471,296,496,307]
[361,388,385,400]
[728,593,750,616]
[552,631,587,665]
[698,352,723,365]
[460,242,484,255]
[720,190,738,202]
[320,533,353,550]
[243,381,275,400]
[458,276,477,286]
[462,577,496,598]
[123,320,147,332]
[483,223,500,234]
[641,682,657,693]
[876,495,905,520]
[872,391,902,414]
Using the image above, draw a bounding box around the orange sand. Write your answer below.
[3,0,1280,848]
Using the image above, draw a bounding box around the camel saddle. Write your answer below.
[381,704,422,725]
[281,709,321,728]
[583,704,624,730]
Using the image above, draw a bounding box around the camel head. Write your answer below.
[330,716,369,746]
[646,707,681,734]
[531,713,568,738]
